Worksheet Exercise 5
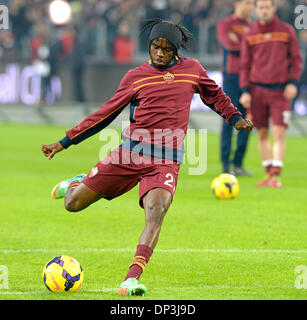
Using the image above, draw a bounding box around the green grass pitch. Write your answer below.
[0,123,306,300]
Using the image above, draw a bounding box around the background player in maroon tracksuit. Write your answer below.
[217,0,254,176]
[239,0,302,188]
[41,19,253,296]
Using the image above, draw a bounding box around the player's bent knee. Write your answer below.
[64,197,84,212]
[64,183,102,212]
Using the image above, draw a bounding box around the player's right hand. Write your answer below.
[41,142,64,160]
[239,92,252,109]
[234,119,254,132]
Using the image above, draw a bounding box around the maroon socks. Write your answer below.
[124,244,153,281]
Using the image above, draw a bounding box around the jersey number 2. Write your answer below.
[164,173,176,192]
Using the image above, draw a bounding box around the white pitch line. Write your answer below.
[1,248,307,254]
[0,288,117,295]
[0,285,295,295]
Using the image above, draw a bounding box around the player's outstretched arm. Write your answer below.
[234,119,254,132]
[57,71,134,149]
[41,142,64,160]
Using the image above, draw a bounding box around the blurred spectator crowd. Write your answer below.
[0,0,306,62]
[0,0,306,103]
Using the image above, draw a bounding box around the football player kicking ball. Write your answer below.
[42,19,253,296]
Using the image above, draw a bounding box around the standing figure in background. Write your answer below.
[217,0,254,175]
[70,26,87,103]
[239,0,302,187]
[113,20,135,64]
[10,0,32,58]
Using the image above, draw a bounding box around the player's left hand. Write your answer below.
[283,84,298,101]
[234,119,254,132]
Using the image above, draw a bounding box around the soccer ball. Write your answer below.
[211,173,239,199]
[43,255,84,292]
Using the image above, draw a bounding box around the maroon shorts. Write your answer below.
[249,85,291,129]
[82,146,180,208]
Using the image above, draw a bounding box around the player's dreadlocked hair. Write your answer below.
[141,18,194,56]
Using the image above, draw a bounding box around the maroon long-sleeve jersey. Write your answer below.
[240,15,302,90]
[60,57,242,163]
[217,14,251,75]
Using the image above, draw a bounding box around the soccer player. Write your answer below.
[42,19,254,296]
[239,0,302,187]
[217,0,254,176]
